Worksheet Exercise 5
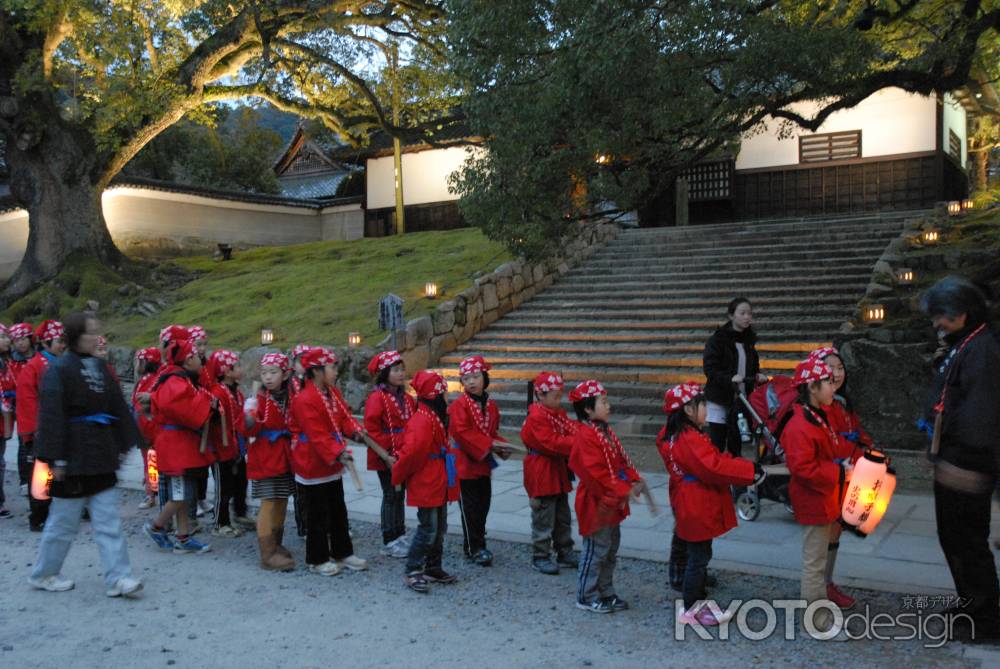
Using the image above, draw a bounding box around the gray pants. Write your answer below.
[530,493,574,559]
[577,525,620,604]
[31,486,133,589]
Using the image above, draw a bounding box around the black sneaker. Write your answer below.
[576,599,613,614]
[473,548,493,567]
[602,595,630,612]
[532,558,560,575]
[404,572,430,593]
[0,507,12,519]
[424,568,458,584]
[556,551,579,568]
[29,523,44,533]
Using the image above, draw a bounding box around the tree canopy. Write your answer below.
[446,0,1000,258]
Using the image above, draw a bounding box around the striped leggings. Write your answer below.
[577,525,621,604]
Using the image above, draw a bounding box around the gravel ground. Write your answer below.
[0,475,987,669]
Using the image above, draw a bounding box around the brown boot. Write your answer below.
[272,498,293,560]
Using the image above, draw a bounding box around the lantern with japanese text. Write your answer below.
[146,449,160,493]
[31,459,53,501]
[841,450,896,536]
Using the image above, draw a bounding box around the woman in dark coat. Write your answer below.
[702,297,767,457]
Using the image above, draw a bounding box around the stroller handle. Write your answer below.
[736,391,783,456]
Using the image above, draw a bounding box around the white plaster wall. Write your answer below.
[735,88,938,170]
[942,92,967,165]
[319,203,365,241]
[366,145,481,210]
[0,209,29,280]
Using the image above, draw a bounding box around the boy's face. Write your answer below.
[684,401,707,428]
[823,355,845,392]
[587,394,611,422]
[260,366,285,391]
[0,333,10,353]
[44,337,67,356]
[183,354,202,373]
[538,387,563,409]
[460,372,484,395]
[387,363,407,388]
[13,337,32,354]
[810,378,836,407]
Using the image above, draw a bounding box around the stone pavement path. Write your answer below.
[6,439,985,597]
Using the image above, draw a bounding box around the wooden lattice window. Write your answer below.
[679,159,734,201]
[948,129,962,162]
[799,130,861,163]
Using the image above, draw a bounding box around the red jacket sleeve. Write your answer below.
[520,408,575,457]
[784,418,842,496]
[448,400,494,461]
[569,427,632,504]
[364,394,391,449]
[675,430,755,486]
[393,412,432,487]
[15,358,41,435]
[297,393,345,465]
[156,376,213,430]
[330,388,361,437]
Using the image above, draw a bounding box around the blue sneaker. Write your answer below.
[173,535,211,554]
[144,522,174,551]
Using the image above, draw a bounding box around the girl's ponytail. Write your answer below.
[525,381,535,412]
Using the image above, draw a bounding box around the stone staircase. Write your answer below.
[435,210,925,459]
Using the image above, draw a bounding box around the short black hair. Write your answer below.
[920,276,989,326]
[572,396,598,421]
[143,360,160,375]
[63,311,97,350]
[728,296,752,316]
[375,361,404,386]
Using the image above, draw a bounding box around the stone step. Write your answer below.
[589,241,891,264]
[612,213,916,241]
[462,332,829,347]
[454,340,825,355]
[609,225,902,248]
[439,352,800,371]
[594,234,898,257]
[483,322,841,340]
[537,284,869,300]
[559,265,876,283]
[526,294,859,310]
[568,257,883,276]
[435,365,708,385]
[502,306,851,322]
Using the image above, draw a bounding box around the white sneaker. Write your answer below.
[196,501,213,517]
[397,534,412,549]
[28,575,75,592]
[337,554,368,571]
[137,496,155,510]
[382,539,409,559]
[20,484,28,497]
[308,561,342,577]
[106,577,143,598]
[211,525,242,538]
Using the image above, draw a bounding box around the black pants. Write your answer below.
[406,505,447,573]
[459,476,491,556]
[187,466,210,521]
[669,531,687,587]
[708,413,742,458]
[934,481,1000,634]
[683,539,713,609]
[18,434,32,485]
[299,480,354,565]
[294,487,308,537]
[21,438,51,528]
[377,469,406,545]
[213,459,248,528]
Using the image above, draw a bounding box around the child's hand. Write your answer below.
[630,480,644,501]
[338,452,354,466]
[243,397,258,414]
[383,454,398,467]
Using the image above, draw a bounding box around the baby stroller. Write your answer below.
[733,376,796,521]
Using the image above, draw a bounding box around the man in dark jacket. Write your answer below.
[921,276,1000,643]
[28,312,143,597]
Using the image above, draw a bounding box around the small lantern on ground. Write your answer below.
[424,282,439,298]
[947,201,961,216]
[842,450,896,536]
[922,229,940,244]
[31,459,53,501]
[863,304,885,325]
[147,449,160,493]
[261,328,274,346]
[348,332,362,348]
[895,268,914,286]
[962,198,974,211]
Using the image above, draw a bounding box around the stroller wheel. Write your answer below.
[736,490,761,522]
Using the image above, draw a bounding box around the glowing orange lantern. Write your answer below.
[947,201,961,216]
[895,269,914,286]
[863,304,885,324]
[31,459,53,501]
[147,449,160,493]
[961,198,974,211]
[842,450,896,536]
[922,229,940,244]
[348,332,362,347]
[424,282,439,298]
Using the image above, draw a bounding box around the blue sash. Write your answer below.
[616,469,628,481]
[163,424,198,433]
[380,427,405,435]
[430,446,458,488]
[297,432,344,445]
[839,430,860,443]
[259,429,291,442]
[682,474,699,483]
[2,390,15,399]
[69,413,119,425]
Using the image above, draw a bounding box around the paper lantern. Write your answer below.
[424,282,439,298]
[260,328,274,346]
[348,332,362,347]
[895,268,914,286]
[31,459,53,501]
[947,201,961,216]
[961,198,974,211]
[147,449,160,493]
[595,153,610,165]
[922,229,940,244]
[863,304,885,324]
[842,450,896,536]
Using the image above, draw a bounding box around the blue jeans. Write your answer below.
[682,539,713,609]
[406,505,447,573]
[31,486,133,589]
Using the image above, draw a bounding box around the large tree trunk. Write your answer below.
[973,150,989,192]
[1,115,123,306]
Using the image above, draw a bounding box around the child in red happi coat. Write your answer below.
[0,324,15,517]
[364,350,416,558]
[144,337,214,554]
[449,355,512,567]
[243,352,296,572]
[659,382,763,626]
[289,347,367,577]
[392,370,460,593]
[520,371,579,575]
[205,349,251,537]
[131,347,163,509]
[569,380,643,614]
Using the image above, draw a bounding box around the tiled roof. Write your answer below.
[277,171,355,200]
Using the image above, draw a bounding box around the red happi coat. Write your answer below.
[10,352,33,385]
[569,421,641,537]
[151,367,215,475]
[131,372,160,445]
[783,403,845,526]
[206,381,245,462]
[364,385,417,471]
[827,397,871,463]
[0,357,16,415]
[656,426,682,511]
[663,426,755,542]
[520,403,577,497]
[289,382,353,485]
[449,392,505,480]
[15,351,53,439]
[392,404,460,507]
[246,388,293,480]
